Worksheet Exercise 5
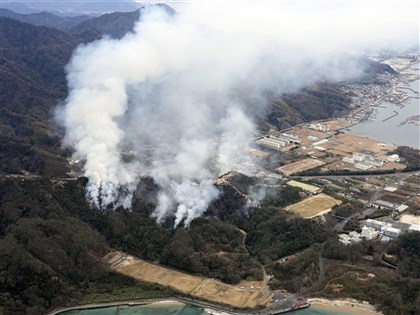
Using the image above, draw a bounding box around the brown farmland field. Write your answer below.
[285,193,342,218]
[276,158,325,176]
[105,252,273,309]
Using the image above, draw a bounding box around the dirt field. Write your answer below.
[191,280,272,309]
[276,158,325,176]
[292,129,328,146]
[399,214,420,225]
[285,193,342,218]
[117,259,204,293]
[405,175,420,185]
[327,119,352,131]
[322,134,398,156]
[237,280,265,289]
[104,252,273,309]
[287,180,320,193]
[375,162,406,171]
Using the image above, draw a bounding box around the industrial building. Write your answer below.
[312,139,329,147]
[353,153,365,162]
[354,162,372,170]
[256,135,300,150]
[387,154,400,162]
[369,158,384,167]
[339,231,362,244]
[339,234,351,245]
[342,152,384,169]
[363,218,418,242]
[308,123,330,132]
[256,137,287,149]
[381,226,401,238]
[365,219,391,230]
[342,156,355,164]
[371,200,395,210]
[384,186,398,192]
[281,133,301,144]
[396,205,409,212]
[361,226,379,240]
[409,224,420,232]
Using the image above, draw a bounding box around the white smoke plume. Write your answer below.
[59,0,418,226]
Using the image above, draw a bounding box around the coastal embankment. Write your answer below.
[307,298,382,315]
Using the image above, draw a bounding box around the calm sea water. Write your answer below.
[293,306,372,315]
[347,65,420,148]
[61,304,205,315]
[60,304,371,315]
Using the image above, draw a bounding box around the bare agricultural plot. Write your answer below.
[399,214,420,225]
[276,158,325,176]
[287,180,320,193]
[191,280,272,309]
[105,252,273,309]
[118,259,204,293]
[327,119,352,131]
[323,134,398,156]
[285,193,342,218]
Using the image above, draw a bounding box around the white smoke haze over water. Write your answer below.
[59,0,419,226]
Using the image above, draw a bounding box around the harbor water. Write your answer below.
[347,65,420,148]
[60,304,373,315]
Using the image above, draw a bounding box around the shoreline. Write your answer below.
[147,299,185,308]
[308,298,382,315]
[345,59,419,126]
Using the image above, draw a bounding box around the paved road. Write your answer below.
[290,170,419,180]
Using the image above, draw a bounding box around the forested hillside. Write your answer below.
[0,175,321,314]
[0,9,415,315]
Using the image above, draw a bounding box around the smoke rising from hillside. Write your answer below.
[59,1,418,226]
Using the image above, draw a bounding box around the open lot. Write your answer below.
[191,280,272,309]
[399,214,420,225]
[118,259,203,293]
[105,252,273,309]
[322,133,398,156]
[327,119,352,131]
[285,193,342,218]
[276,158,325,176]
[287,180,320,193]
[292,128,328,146]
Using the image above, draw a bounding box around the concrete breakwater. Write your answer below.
[48,297,310,315]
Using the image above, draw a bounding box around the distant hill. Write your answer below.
[0,8,91,31]
[0,0,140,15]
[68,9,141,39]
[0,17,85,176]
[69,5,175,38]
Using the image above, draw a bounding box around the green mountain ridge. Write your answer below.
[0,8,91,31]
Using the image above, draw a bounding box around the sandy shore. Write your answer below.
[147,299,185,308]
[309,298,382,315]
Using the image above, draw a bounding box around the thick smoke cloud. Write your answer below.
[59,1,418,226]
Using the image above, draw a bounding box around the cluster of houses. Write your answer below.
[339,218,420,245]
[342,152,400,171]
[308,123,330,132]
